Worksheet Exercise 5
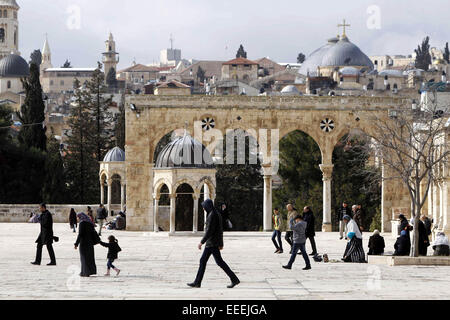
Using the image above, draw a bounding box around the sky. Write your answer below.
[18,0,450,70]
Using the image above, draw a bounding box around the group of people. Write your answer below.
[69,204,126,236]
[31,203,122,277]
[336,202,364,240]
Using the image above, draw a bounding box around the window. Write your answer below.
[0,10,2,18]
[3,10,7,18]
[60,80,65,86]
[7,80,11,89]
[14,11,17,19]
[50,80,54,86]
[14,30,17,46]
[0,28,5,43]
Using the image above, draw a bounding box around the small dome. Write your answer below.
[103,147,125,162]
[281,85,301,96]
[378,69,404,78]
[0,54,30,78]
[155,134,214,169]
[339,66,360,76]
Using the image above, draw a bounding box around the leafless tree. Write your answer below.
[361,89,449,257]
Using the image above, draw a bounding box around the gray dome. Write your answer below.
[299,36,373,76]
[155,134,214,169]
[339,66,360,76]
[103,147,125,162]
[321,37,374,69]
[0,54,30,78]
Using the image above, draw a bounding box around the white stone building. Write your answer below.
[0,0,19,60]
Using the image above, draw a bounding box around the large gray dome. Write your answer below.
[321,37,373,69]
[298,36,373,76]
[155,134,214,169]
[103,147,125,162]
[0,54,30,78]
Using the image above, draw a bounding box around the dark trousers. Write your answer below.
[107,258,116,270]
[272,230,283,251]
[287,243,311,267]
[285,231,293,249]
[194,247,239,285]
[307,236,317,254]
[35,243,56,264]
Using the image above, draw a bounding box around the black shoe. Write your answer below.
[31,262,40,266]
[339,236,343,240]
[282,265,292,270]
[53,237,59,243]
[47,262,56,266]
[187,282,201,288]
[227,280,240,289]
[303,266,312,270]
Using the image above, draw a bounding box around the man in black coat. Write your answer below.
[336,202,351,240]
[31,204,57,266]
[96,204,108,236]
[188,199,240,289]
[302,206,318,256]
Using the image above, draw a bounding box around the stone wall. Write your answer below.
[0,204,122,223]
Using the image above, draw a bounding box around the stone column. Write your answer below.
[263,173,273,232]
[169,194,176,234]
[100,179,105,205]
[203,184,210,230]
[193,194,199,233]
[107,178,112,215]
[320,164,334,232]
[153,197,159,232]
[120,183,126,212]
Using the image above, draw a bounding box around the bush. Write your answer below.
[370,207,382,232]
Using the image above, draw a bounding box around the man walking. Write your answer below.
[303,206,318,256]
[272,208,283,254]
[31,203,57,266]
[337,202,351,240]
[188,199,240,289]
[284,204,297,254]
[96,204,108,236]
[282,215,311,270]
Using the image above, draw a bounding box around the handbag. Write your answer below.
[93,229,101,245]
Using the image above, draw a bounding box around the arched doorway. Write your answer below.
[175,183,194,231]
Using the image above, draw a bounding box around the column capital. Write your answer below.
[107,178,113,186]
[320,164,334,181]
[169,193,177,199]
[152,193,160,201]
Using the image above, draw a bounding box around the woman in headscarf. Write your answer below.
[69,208,77,233]
[74,212,100,277]
[368,230,385,255]
[394,230,411,256]
[342,215,366,263]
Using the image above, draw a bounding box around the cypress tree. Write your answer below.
[42,136,67,204]
[414,36,432,71]
[17,62,47,151]
[444,42,450,64]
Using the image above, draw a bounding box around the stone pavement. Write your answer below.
[0,223,449,300]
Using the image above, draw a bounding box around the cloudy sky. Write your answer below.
[18,0,450,69]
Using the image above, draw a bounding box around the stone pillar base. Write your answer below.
[322,223,332,232]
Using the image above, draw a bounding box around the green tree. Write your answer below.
[297,53,306,64]
[64,79,99,204]
[17,62,47,151]
[236,45,247,59]
[415,36,432,71]
[114,94,126,150]
[196,66,206,83]
[86,62,113,162]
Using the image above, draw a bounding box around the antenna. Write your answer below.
[170,33,174,50]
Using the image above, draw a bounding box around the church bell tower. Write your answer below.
[102,32,119,84]
[0,0,20,59]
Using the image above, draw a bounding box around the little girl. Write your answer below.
[100,235,122,276]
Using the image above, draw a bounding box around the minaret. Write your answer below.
[102,32,119,83]
[41,34,53,72]
[0,0,20,59]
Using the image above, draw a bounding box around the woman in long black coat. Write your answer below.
[74,213,99,277]
[69,208,77,233]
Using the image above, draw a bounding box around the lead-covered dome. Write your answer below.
[321,37,373,69]
[155,134,214,169]
[0,54,30,78]
[103,147,125,162]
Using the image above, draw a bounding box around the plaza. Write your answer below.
[1,223,449,300]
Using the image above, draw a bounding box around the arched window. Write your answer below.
[3,10,7,18]
[60,80,65,86]
[14,30,17,46]
[7,80,11,89]
[386,84,391,91]
[393,84,398,89]
[0,28,5,43]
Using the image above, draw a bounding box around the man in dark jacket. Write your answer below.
[96,204,108,236]
[31,204,56,266]
[302,206,317,256]
[188,199,240,289]
[353,205,363,233]
[337,202,351,240]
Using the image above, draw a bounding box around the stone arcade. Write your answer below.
[121,95,435,234]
